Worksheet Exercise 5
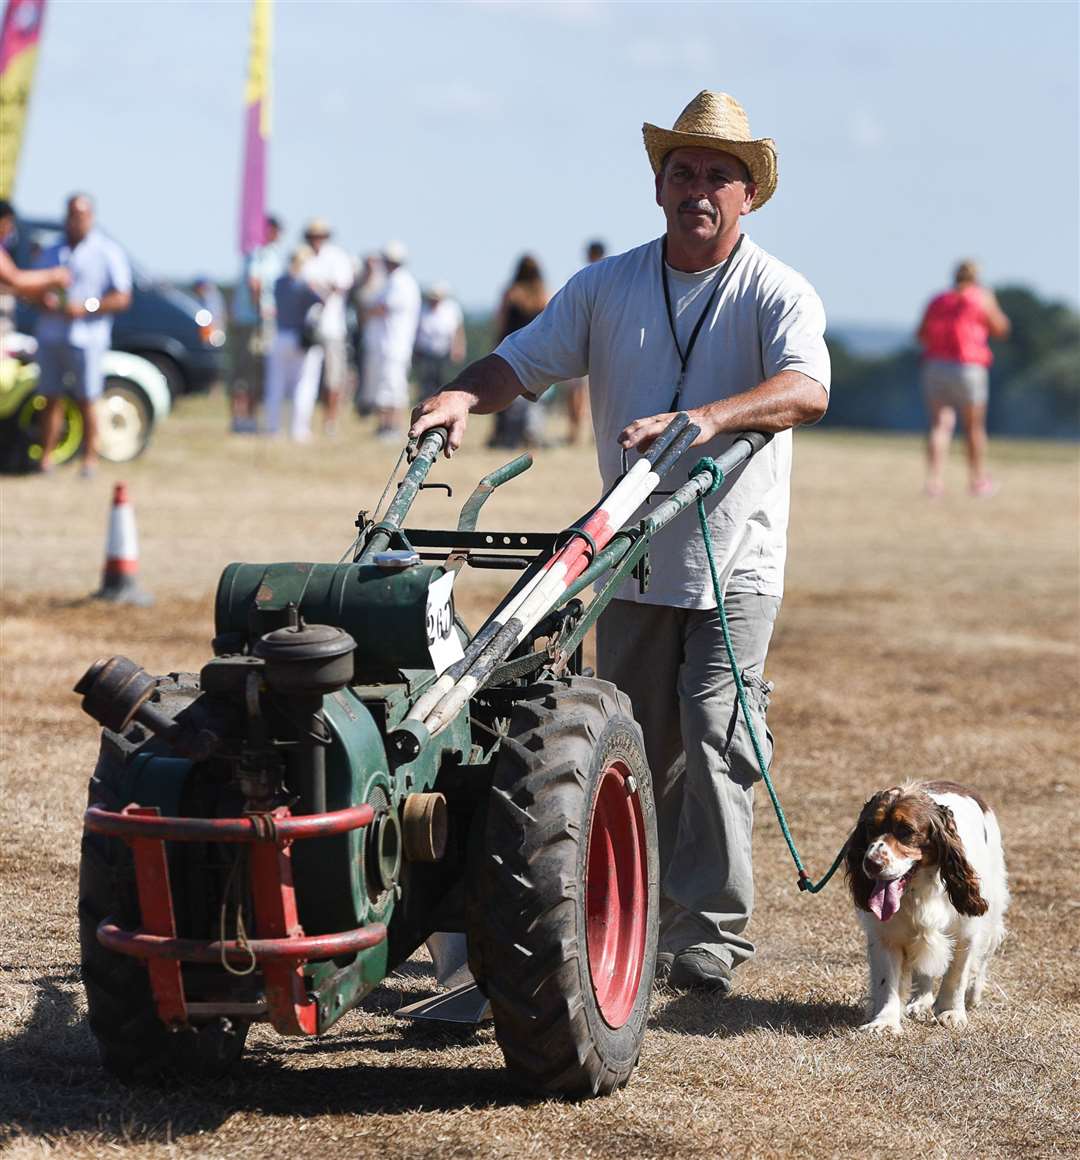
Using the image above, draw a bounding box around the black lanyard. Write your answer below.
[661,233,744,410]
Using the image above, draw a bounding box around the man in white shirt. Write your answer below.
[35,193,132,475]
[362,240,420,439]
[413,282,466,400]
[410,91,829,994]
[301,218,355,436]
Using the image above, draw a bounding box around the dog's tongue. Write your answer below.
[868,877,906,922]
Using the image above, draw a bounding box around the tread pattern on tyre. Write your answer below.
[77,675,249,1081]
[468,677,658,1098]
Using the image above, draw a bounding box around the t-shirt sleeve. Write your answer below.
[494,272,592,400]
[759,282,831,394]
[106,243,133,296]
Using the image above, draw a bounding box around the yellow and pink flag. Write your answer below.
[238,0,272,254]
[0,0,47,200]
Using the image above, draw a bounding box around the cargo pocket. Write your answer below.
[724,670,774,788]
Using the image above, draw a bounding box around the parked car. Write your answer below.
[0,341,171,472]
[11,218,225,398]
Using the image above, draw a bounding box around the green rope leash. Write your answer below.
[693,457,848,895]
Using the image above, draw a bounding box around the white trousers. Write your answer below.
[263,330,324,440]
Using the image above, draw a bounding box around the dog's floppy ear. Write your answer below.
[845,793,884,912]
[931,803,988,916]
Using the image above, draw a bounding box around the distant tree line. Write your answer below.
[824,286,1080,439]
[462,285,1078,439]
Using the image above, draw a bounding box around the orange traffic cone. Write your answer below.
[94,482,153,605]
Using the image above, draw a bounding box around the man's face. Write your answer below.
[0,215,13,245]
[306,232,327,253]
[267,221,281,244]
[654,147,755,247]
[66,196,94,243]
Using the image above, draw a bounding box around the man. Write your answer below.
[301,218,355,436]
[412,282,466,401]
[917,259,1009,498]
[230,214,283,433]
[35,194,132,475]
[362,240,420,439]
[411,91,830,994]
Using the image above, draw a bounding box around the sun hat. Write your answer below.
[642,90,778,211]
[304,217,332,239]
[383,239,408,265]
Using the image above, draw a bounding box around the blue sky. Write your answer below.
[12,0,1079,327]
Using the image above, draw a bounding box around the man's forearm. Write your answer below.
[99,290,131,316]
[697,370,828,436]
[409,353,528,454]
[618,370,828,451]
[442,353,526,414]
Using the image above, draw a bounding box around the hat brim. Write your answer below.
[643,124,778,211]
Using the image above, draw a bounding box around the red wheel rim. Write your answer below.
[585,759,648,1028]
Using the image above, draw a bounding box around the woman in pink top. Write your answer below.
[917,260,1010,497]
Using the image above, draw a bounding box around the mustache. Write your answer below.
[677,199,717,219]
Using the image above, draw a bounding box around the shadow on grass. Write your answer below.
[0,971,528,1149]
[651,991,862,1038]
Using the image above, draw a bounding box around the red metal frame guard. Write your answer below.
[84,803,383,1035]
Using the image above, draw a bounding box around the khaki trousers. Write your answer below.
[596,594,780,968]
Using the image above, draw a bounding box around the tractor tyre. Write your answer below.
[467,677,658,1097]
[77,715,249,1080]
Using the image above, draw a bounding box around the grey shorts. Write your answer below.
[36,343,104,402]
[922,358,989,409]
[320,337,348,395]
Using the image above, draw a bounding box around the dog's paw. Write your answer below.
[935,1007,968,1029]
[857,1018,903,1036]
[905,993,935,1019]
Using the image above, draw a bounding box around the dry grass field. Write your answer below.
[1,397,1077,1159]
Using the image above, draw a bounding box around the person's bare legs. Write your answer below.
[39,397,65,471]
[925,399,956,496]
[961,401,991,494]
[376,406,402,436]
[323,387,342,435]
[79,399,99,471]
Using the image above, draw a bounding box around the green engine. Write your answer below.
[77,552,477,1057]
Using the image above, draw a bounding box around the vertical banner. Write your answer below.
[238,0,272,254]
[0,0,48,200]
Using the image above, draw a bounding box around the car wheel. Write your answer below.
[138,353,185,399]
[98,377,154,462]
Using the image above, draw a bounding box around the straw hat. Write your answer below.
[382,239,408,265]
[643,91,778,211]
[304,217,332,239]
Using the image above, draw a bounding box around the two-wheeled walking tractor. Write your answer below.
[75,414,771,1097]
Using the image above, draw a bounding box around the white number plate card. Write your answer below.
[425,570,466,675]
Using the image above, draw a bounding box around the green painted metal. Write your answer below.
[128,754,192,818]
[356,429,447,563]
[308,939,390,1033]
[215,560,448,683]
[289,689,391,935]
[456,454,533,531]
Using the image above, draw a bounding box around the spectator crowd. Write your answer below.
[219,216,605,449]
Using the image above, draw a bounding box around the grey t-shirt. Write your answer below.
[494,235,830,608]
